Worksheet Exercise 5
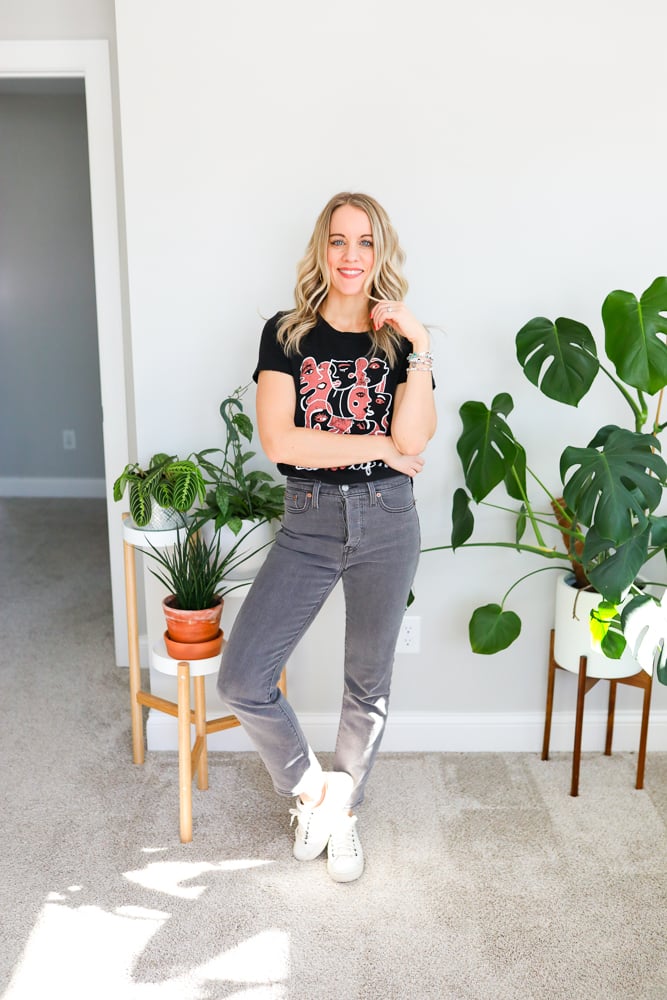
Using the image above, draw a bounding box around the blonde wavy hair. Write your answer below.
[276,192,408,367]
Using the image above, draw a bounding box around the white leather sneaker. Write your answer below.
[327,813,364,883]
[289,771,354,861]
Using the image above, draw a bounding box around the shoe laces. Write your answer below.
[289,798,314,829]
[329,815,359,858]
[288,806,302,828]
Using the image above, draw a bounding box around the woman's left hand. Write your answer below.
[370,300,430,353]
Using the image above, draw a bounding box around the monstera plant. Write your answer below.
[434,276,667,683]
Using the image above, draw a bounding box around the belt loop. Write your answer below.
[368,481,378,506]
[311,481,321,509]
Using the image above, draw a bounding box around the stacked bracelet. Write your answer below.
[407,350,433,373]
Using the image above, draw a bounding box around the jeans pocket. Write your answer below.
[375,482,416,514]
[284,486,314,515]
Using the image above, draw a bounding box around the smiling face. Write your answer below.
[326,204,374,303]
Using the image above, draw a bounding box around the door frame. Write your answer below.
[0,40,131,664]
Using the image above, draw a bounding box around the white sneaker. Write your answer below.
[327,813,364,883]
[289,771,354,861]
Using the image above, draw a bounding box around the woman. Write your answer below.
[218,192,436,882]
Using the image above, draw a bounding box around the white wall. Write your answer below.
[115,0,667,746]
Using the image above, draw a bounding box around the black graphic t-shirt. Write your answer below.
[252,312,412,484]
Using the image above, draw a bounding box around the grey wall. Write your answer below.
[0,0,116,40]
[0,91,104,485]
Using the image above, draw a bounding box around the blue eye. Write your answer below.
[360,239,373,248]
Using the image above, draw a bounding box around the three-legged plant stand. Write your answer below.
[541,628,653,797]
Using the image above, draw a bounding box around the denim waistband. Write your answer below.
[285,474,411,508]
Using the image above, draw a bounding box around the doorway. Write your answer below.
[0,77,104,497]
[0,40,130,664]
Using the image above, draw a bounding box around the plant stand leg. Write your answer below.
[542,629,557,761]
[605,680,617,756]
[635,671,653,790]
[177,660,193,844]
[571,654,588,797]
[194,675,208,791]
[123,533,145,765]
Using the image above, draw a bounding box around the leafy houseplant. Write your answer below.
[192,383,285,535]
[434,276,667,683]
[113,453,207,528]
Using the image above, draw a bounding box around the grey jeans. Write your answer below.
[217,473,421,809]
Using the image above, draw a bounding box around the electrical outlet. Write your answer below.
[396,615,421,654]
[63,429,76,450]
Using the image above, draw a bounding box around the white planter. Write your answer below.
[130,502,187,531]
[553,571,641,679]
[203,518,276,580]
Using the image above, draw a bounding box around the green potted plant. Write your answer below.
[192,383,285,577]
[113,453,207,529]
[145,521,270,658]
[428,276,667,683]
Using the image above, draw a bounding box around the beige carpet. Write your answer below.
[1,498,666,1000]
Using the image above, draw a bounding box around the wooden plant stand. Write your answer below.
[122,513,285,842]
[541,628,653,797]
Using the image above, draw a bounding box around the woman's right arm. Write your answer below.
[256,371,425,477]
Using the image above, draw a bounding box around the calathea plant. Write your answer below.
[113,453,207,527]
[429,276,667,682]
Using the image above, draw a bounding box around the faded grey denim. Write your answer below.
[217,473,421,809]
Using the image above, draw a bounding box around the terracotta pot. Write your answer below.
[553,572,641,679]
[162,594,223,643]
[163,628,224,660]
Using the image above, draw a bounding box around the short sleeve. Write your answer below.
[252,314,292,382]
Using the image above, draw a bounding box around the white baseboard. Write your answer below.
[0,476,106,498]
[146,708,667,753]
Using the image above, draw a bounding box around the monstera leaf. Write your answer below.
[561,427,667,545]
[622,593,667,682]
[456,394,526,503]
[516,316,599,406]
[584,525,650,604]
[469,604,521,654]
[602,277,667,395]
[451,488,475,548]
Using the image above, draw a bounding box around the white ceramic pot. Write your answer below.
[131,502,187,531]
[553,571,641,679]
[204,518,276,580]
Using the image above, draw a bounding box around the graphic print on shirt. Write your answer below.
[297,355,391,475]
